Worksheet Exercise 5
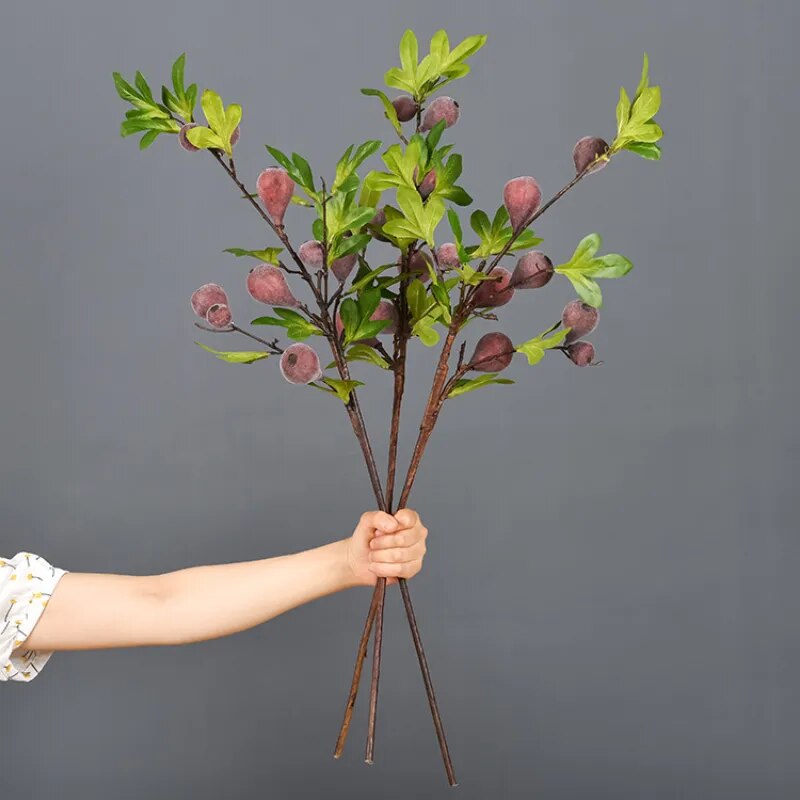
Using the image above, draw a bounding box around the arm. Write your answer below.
[22,509,428,652]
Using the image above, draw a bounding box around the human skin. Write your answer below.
[22,510,427,652]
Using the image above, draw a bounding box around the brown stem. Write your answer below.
[333,588,380,759]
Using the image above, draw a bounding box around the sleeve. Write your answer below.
[0,552,68,683]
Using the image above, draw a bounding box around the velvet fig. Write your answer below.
[566,340,596,366]
[392,95,418,122]
[436,242,460,269]
[417,169,437,199]
[573,136,609,175]
[421,96,460,131]
[206,303,232,329]
[299,240,325,271]
[178,123,200,152]
[191,283,228,318]
[280,343,323,385]
[473,267,514,308]
[247,265,299,307]
[335,300,397,344]
[405,252,432,283]
[562,300,599,343]
[503,176,542,232]
[510,251,554,289]
[331,253,358,282]
[469,332,514,372]
[256,167,295,226]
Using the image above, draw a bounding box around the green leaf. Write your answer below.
[629,86,661,125]
[195,342,270,364]
[399,29,419,81]
[322,377,364,403]
[291,152,315,190]
[224,247,283,264]
[251,309,319,341]
[405,279,429,322]
[360,88,403,135]
[139,130,159,150]
[616,86,631,136]
[265,145,295,173]
[448,372,513,398]
[339,298,360,341]
[587,253,633,279]
[516,327,570,366]
[346,344,390,369]
[415,320,440,346]
[635,52,650,100]
[564,272,603,308]
[112,72,142,104]
[201,89,226,132]
[172,53,187,99]
[186,125,225,150]
[624,141,662,160]
[470,209,492,240]
[134,71,154,102]
[571,233,602,264]
[330,233,371,263]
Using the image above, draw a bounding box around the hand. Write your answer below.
[345,509,428,587]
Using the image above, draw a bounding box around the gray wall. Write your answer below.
[2,1,797,798]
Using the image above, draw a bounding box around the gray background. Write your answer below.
[1,0,797,798]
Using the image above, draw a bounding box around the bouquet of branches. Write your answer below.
[113,28,663,785]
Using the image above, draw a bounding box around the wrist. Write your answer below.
[334,538,368,590]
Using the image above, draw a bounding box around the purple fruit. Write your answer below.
[436,242,460,269]
[562,299,599,343]
[573,136,609,175]
[256,167,295,226]
[473,267,514,308]
[503,176,542,232]
[369,207,389,241]
[331,253,357,283]
[179,123,200,152]
[392,95,418,122]
[510,251,554,289]
[299,240,324,271]
[230,126,241,147]
[417,168,437,199]
[280,343,323,384]
[191,283,228,318]
[206,303,232,329]
[247,265,299,307]
[566,340,596,366]
[421,96,460,132]
[404,252,433,283]
[469,332,514,372]
[373,299,398,335]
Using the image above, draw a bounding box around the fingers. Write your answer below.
[369,541,426,565]
[356,510,399,538]
[369,524,428,551]
[368,559,423,580]
[393,508,419,529]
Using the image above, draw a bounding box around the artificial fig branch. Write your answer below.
[113,30,663,788]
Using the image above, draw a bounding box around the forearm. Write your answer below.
[24,540,360,651]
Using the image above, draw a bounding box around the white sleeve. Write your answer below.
[0,552,68,683]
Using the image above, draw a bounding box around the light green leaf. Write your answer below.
[616,86,631,136]
[571,233,602,265]
[624,142,662,160]
[201,89,226,133]
[415,320,441,346]
[360,88,403,135]
[516,327,570,365]
[630,85,661,125]
[322,377,364,403]
[346,344,390,369]
[186,125,225,150]
[564,272,603,308]
[635,52,650,100]
[172,53,187,100]
[224,247,283,264]
[399,29,419,80]
[195,342,269,364]
[448,372,513,398]
[139,130,159,150]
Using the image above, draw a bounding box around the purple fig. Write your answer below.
[503,176,542,232]
[573,136,609,175]
[280,343,322,385]
[436,242,460,269]
[373,299,398,335]
[566,340,596,366]
[473,267,514,308]
[191,283,228,318]
[331,253,357,282]
[469,332,514,373]
[562,300,599,343]
[392,95,418,122]
[230,126,241,147]
[256,167,295,226]
[247,265,299,307]
[299,240,324,271]
[404,251,433,283]
[421,96,460,132]
[510,251,554,289]
[206,303,232,329]
[417,168,437,199]
[179,123,200,152]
